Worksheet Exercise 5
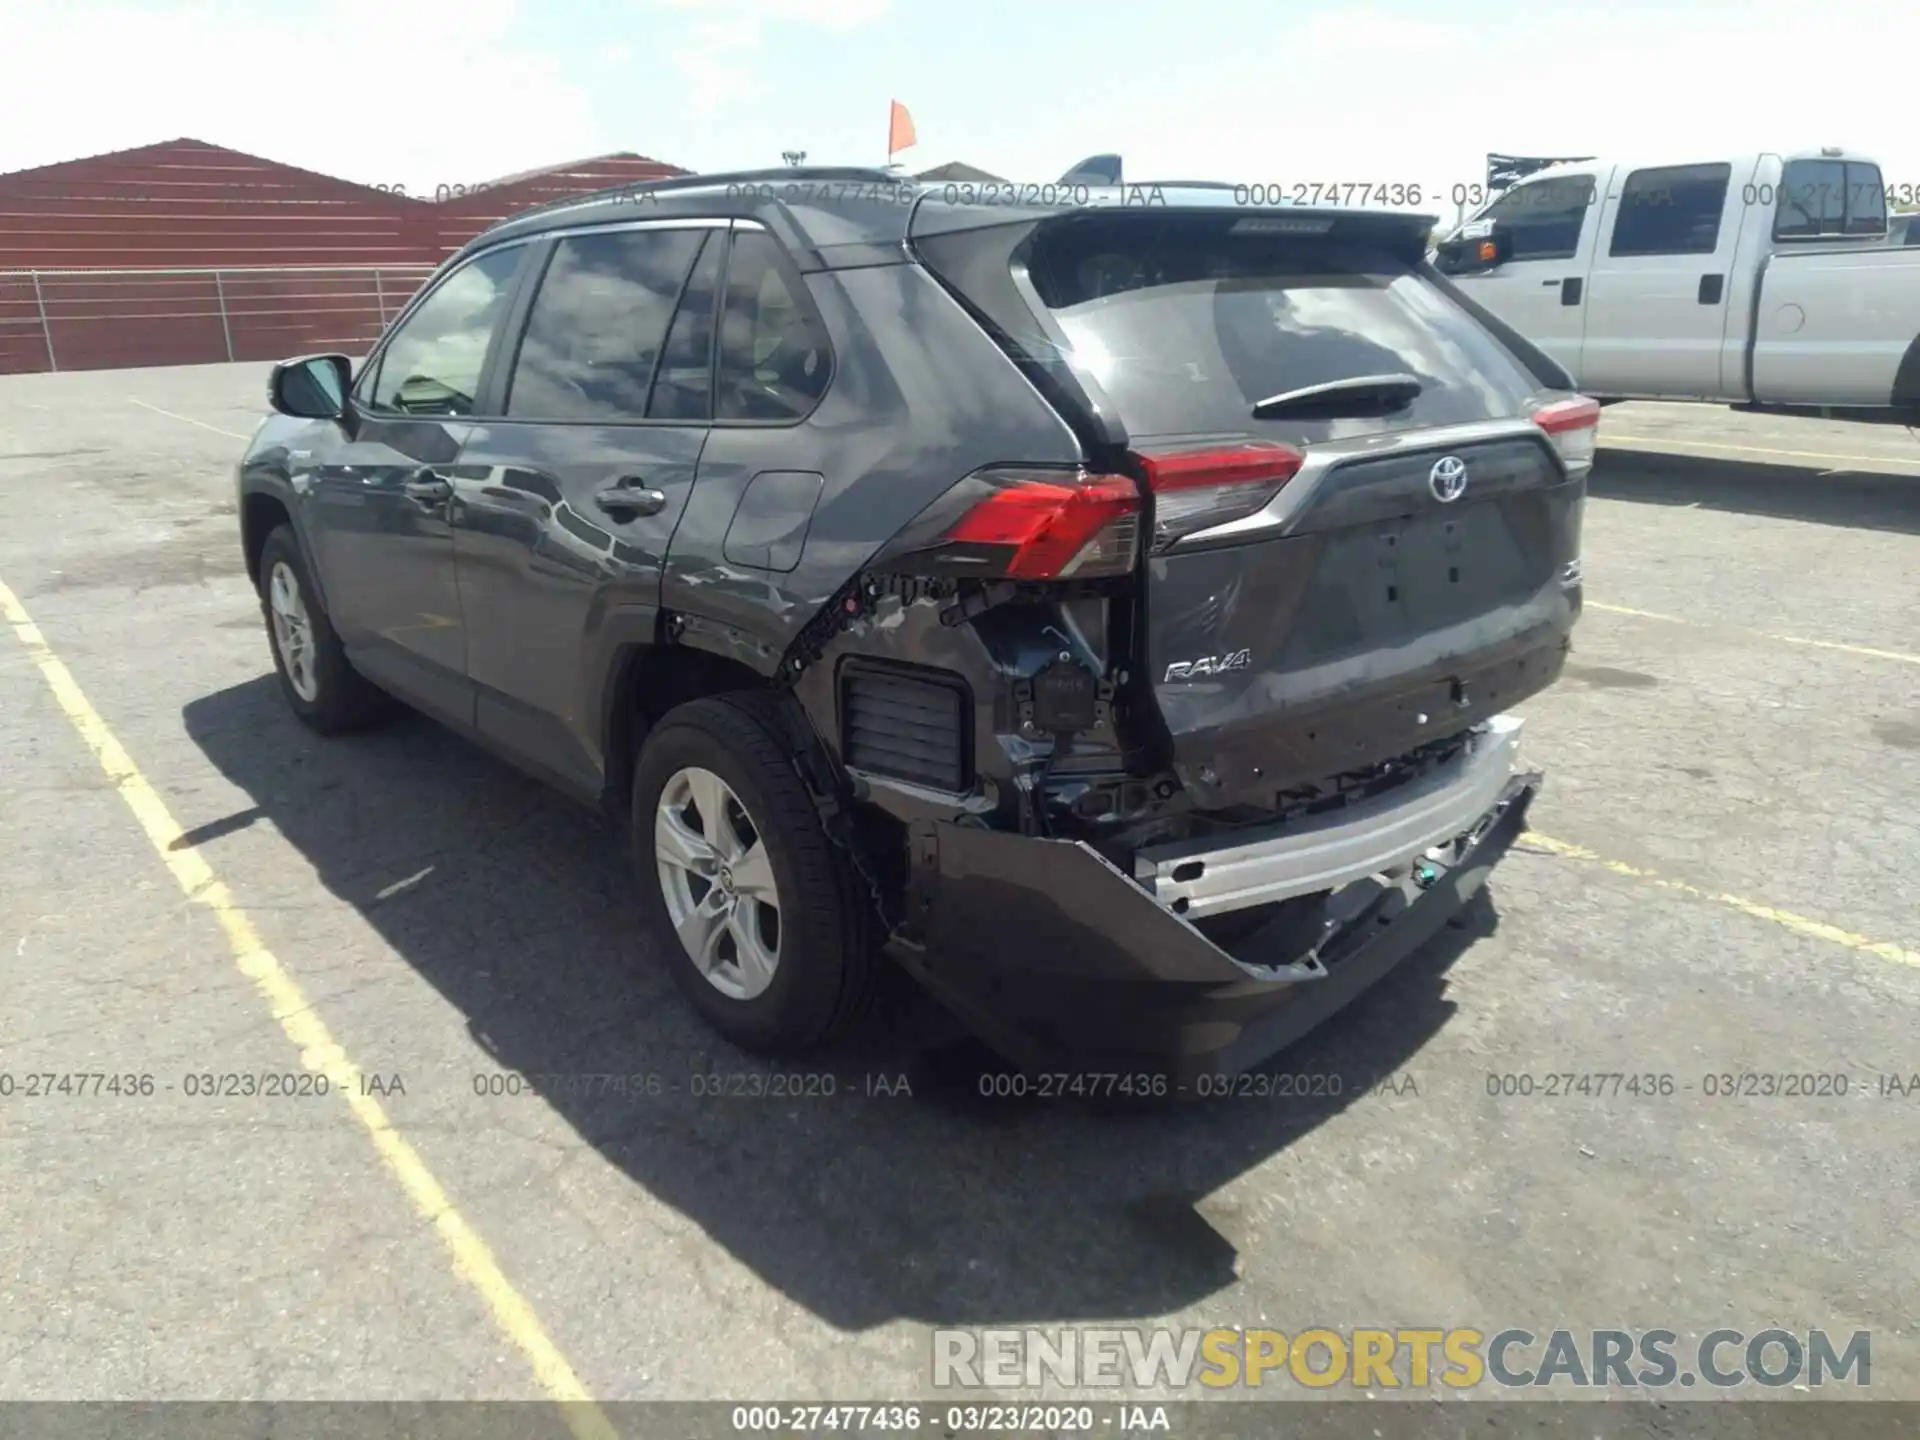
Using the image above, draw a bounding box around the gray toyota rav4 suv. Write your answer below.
[238,166,1591,1084]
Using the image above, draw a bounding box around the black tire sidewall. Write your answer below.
[631,698,865,1055]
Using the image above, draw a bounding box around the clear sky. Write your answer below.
[4,0,1916,213]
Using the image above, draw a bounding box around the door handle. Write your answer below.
[593,479,667,518]
[1560,277,1583,306]
[402,471,453,504]
[1698,273,1725,305]
[1540,279,1561,287]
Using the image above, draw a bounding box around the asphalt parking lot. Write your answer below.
[1,363,1917,1421]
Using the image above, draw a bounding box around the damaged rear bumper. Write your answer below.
[894,724,1541,1085]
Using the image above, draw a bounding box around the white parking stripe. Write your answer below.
[1586,602,1920,667]
[1602,433,1920,470]
[130,397,249,441]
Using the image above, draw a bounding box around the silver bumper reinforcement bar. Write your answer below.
[1135,715,1529,920]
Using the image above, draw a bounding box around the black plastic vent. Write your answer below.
[841,668,969,792]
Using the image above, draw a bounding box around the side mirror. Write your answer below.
[269,354,353,421]
[1435,225,1511,276]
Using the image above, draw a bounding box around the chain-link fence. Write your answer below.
[0,265,438,376]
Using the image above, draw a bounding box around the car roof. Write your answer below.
[458,167,1439,273]
[460,167,931,273]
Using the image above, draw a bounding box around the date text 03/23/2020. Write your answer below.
[728,1404,1173,1433]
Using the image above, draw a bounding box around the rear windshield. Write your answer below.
[1773,158,1887,240]
[1020,215,1541,445]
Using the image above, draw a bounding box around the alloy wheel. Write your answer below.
[654,766,783,1000]
[267,559,320,703]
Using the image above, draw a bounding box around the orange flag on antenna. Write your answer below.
[888,100,917,157]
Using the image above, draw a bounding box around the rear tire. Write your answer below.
[257,525,392,734]
[631,692,878,1056]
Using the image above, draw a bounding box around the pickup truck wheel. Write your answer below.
[632,693,877,1056]
[257,525,392,734]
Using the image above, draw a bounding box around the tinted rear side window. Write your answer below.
[715,231,832,422]
[1609,164,1731,257]
[647,231,721,420]
[1019,214,1541,445]
[505,228,705,421]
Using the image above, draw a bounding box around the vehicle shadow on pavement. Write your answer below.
[1591,448,1920,535]
[184,677,1497,1331]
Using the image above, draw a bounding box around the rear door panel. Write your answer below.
[452,424,710,793]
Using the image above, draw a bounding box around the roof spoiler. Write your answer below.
[1059,153,1122,187]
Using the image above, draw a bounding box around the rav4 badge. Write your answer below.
[1164,649,1252,682]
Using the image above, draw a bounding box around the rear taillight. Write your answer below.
[1533,395,1600,477]
[1137,441,1306,552]
[879,466,1141,580]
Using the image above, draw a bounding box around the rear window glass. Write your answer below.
[1020,215,1540,444]
[1774,159,1886,239]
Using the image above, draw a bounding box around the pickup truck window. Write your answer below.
[1772,159,1887,240]
[1481,175,1596,261]
[1609,164,1731,258]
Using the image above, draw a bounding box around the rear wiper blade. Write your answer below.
[1251,373,1423,420]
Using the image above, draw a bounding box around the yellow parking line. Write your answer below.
[1585,602,1920,667]
[0,576,616,1440]
[1602,432,1920,469]
[1521,831,1920,970]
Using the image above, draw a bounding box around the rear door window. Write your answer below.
[1608,164,1732,257]
[504,228,706,422]
[1019,213,1542,445]
[646,231,722,420]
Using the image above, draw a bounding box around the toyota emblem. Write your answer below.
[1429,455,1468,503]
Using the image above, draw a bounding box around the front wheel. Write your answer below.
[257,525,392,733]
[631,693,877,1056]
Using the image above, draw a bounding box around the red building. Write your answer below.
[428,154,692,252]
[0,138,688,374]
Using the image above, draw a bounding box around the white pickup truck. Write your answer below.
[1433,148,1920,423]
